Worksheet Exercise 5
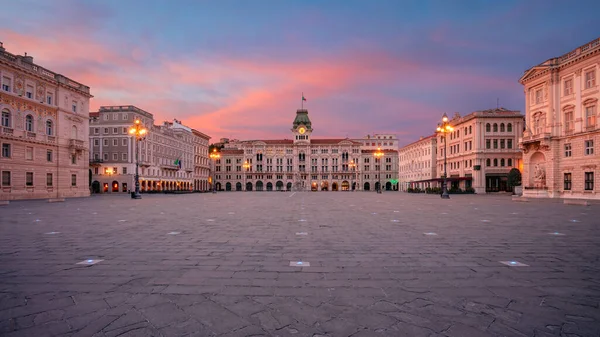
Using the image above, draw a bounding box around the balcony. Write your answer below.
[26,131,36,139]
[69,139,85,150]
[46,135,56,143]
[89,159,104,167]
[0,127,13,136]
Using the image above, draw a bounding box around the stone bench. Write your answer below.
[564,199,590,206]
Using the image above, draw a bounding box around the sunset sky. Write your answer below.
[2,0,599,145]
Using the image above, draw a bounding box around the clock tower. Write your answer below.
[292,109,313,144]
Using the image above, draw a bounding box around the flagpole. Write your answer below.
[301,92,303,110]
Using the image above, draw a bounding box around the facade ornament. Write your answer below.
[534,164,546,184]
[576,68,582,76]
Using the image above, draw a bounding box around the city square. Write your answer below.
[0,193,599,337]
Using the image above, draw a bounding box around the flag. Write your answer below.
[302,95,307,101]
[174,158,181,169]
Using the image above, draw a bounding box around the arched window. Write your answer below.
[493,123,498,132]
[500,158,505,166]
[1,109,10,127]
[464,127,468,134]
[500,123,505,132]
[508,158,513,167]
[486,123,491,132]
[507,123,512,132]
[46,120,53,135]
[25,115,33,132]
[486,159,491,167]
[71,125,77,139]
[469,126,472,134]
[493,158,498,166]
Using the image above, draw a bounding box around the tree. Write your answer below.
[507,168,522,193]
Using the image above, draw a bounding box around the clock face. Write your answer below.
[298,127,306,134]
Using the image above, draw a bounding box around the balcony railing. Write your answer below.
[1,127,13,135]
[46,135,56,143]
[69,139,85,150]
[26,131,36,139]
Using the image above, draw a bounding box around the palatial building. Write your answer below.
[436,109,525,193]
[519,37,600,199]
[0,43,92,201]
[89,105,210,193]
[398,135,437,191]
[214,109,399,192]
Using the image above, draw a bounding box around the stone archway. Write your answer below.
[92,181,100,194]
[529,151,546,188]
[276,181,283,191]
[286,182,292,191]
[266,182,273,191]
[364,182,370,191]
[341,181,349,191]
[246,182,253,191]
[236,182,242,191]
[226,182,232,191]
[256,181,263,191]
[112,180,119,192]
[321,181,329,191]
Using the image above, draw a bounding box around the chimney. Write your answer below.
[0,42,4,52]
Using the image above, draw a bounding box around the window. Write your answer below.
[2,77,11,92]
[584,171,595,191]
[123,167,128,174]
[113,153,118,160]
[113,139,118,146]
[507,123,512,132]
[508,158,512,167]
[94,139,99,146]
[486,159,491,167]
[46,173,53,186]
[564,78,573,95]
[2,143,10,158]
[564,143,572,157]
[25,147,33,160]
[47,93,53,105]
[493,139,498,149]
[71,154,77,164]
[122,153,127,161]
[123,114,128,120]
[469,126,472,134]
[72,101,77,113]
[1,110,10,127]
[122,127,127,134]
[25,115,33,132]
[46,150,52,162]
[493,123,498,132]
[26,172,33,186]
[585,106,596,128]
[493,159,498,166]
[122,138,127,146]
[2,171,10,186]
[113,127,118,134]
[500,159,505,167]
[104,128,109,134]
[103,153,108,161]
[71,125,77,139]
[585,70,596,89]
[507,139,513,149]
[500,123,505,132]
[486,123,491,132]
[564,173,572,190]
[103,139,108,146]
[564,111,574,132]
[26,85,33,99]
[46,120,53,135]
[500,139,505,149]
[585,140,594,155]
[486,139,491,149]
[71,174,77,186]
[535,88,543,104]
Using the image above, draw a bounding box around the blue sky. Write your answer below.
[1,0,599,145]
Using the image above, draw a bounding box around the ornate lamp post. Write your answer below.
[209,148,220,194]
[374,147,384,194]
[349,159,356,191]
[243,160,251,191]
[128,119,147,199]
[436,113,454,199]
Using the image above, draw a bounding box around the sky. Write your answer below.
[1,0,599,146]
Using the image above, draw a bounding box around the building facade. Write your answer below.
[89,105,210,193]
[1,44,92,201]
[353,134,398,150]
[519,37,600,199]
[192,129,211,191]
[213,109,399,192]
[399,135,437,191]
[436,109,525,193]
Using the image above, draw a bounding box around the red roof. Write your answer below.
[89,111,99,118]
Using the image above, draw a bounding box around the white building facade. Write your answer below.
[399,135,437,191]
[89,106,210,193]
[519,37,600,199]
[213,109,399,192]
[1,44,92,201]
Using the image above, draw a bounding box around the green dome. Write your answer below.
[293,109,312,129]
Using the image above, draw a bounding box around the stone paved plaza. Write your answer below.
[0,192,599,337]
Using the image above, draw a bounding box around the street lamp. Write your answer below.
[129,119,147,199]
[209,148,220,194]
[243,160,251,191]
[436,113,454,199]
[349,159,356,191]
[374,147,383,194]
